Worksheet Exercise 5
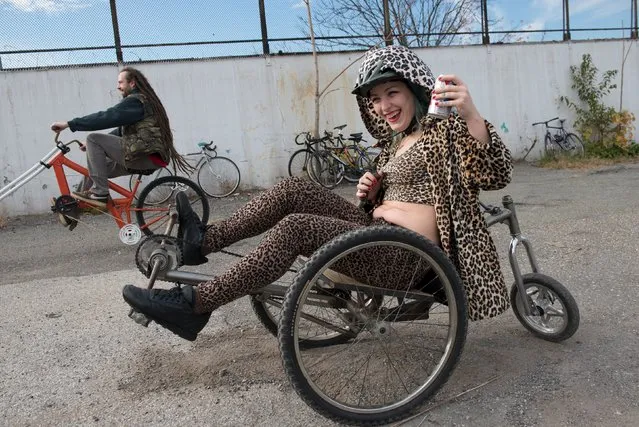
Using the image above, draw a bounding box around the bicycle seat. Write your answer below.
[127,168,157,176]
[349,133,363,139]
[334,124,347,131]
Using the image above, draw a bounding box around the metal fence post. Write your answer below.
[383,0,393,45]
[563,0,571,41]
[258,0,270,54]
[631,0,638,39]
[109,0,124,63]
[481,0,490,44]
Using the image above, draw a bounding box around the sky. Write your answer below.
[0,0,636,68]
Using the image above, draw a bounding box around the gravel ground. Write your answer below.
[1,162,638,426]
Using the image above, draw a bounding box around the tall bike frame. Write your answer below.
[0,134,209,243]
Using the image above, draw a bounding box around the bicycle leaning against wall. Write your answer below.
[129,140,241,199]
[532,117,585,156]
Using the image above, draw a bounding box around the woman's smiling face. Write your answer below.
[369,80,416,133]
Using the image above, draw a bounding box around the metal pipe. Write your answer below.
[109,0,123,63]
[258,0,270,54]
[383,0,392,45]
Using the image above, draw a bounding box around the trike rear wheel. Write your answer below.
[136,176,209,236]
[279,226,467,425]
[510,273,580,342]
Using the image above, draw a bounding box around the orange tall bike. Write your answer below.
[0,134,209,245]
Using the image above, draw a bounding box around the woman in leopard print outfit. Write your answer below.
[123,45,512,341]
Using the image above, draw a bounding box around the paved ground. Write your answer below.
[1,162,638,426]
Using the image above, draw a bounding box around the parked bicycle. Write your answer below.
[287,131,331,180]
[532,117,585,156]
[319,124,380,183]
[308,125,381,189]
[0,133,209,244]
[129,141,240,199]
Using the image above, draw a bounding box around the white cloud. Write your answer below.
[291,1,306,9]
[0,0,93,13]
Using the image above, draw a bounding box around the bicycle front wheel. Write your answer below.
[197,156,241,198]
[564,133,585,156]
[136,176,209,236]
[288,149,312,179]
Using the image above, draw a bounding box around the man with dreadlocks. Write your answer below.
[51,67,189,207]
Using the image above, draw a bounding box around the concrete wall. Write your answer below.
[1,39,637,216]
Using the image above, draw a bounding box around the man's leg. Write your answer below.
[82,132,157,198]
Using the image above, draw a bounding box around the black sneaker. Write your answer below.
[122,284,211,341]
[175,192,208,265]
[71,190,109,208]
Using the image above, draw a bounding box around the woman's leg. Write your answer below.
[201,177,370,254]
[197,213,370,311]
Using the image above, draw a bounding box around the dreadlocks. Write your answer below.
[120,67,193,174]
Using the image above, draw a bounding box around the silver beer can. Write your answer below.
[427,79,451,119]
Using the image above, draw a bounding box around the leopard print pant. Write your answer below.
[195,177,425,311]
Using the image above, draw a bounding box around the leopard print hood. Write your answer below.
[353,45,436,141]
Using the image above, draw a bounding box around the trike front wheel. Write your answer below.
[136,176,209,236]
[510,273,580,342]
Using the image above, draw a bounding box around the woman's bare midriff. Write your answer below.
[372,200,440,245]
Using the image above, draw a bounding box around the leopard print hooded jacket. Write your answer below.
[354,45,513,321]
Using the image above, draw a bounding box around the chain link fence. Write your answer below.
[1,0,637,70]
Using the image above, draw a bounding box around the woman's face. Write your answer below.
[369,80,416,133]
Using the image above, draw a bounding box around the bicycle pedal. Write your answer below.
[128,308,151,327]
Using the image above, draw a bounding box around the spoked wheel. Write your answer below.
[197,156,241,198]
[308,151,344,189]
[279,226,467,426]
[128,167,173,201]
[288,149,313,179]
[136,176,209,236]
[563,133,585,157]
[510,273,580,342]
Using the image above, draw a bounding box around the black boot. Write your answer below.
[122,284,211,341]
[175,192,208,265]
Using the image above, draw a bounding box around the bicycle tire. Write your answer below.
[128,167,173,202]
[544,133,557,156]
[136,176,209,236]
[510,273,580,342]
[288,149,312,179]
[308,151,344,189]
[197,156,241,198]
[564,133,585,156]
[279,226,468,425]
[357,146,381,173]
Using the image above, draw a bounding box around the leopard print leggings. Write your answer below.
[196,177,424,312]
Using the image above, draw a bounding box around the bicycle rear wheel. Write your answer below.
[563,133,585,156]
[197,156,241,198]
[136,176,209,236]
[128,167,173,202]
[308,151,344,189]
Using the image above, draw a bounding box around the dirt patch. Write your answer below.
[117,326,288,396]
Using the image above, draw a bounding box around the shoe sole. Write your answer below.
[122,293,198,341]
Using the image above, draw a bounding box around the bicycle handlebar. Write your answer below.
[532,117,559,126]
[53,132,84,149]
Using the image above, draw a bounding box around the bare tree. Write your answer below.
[307,0,493,49]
